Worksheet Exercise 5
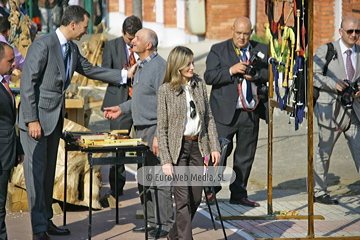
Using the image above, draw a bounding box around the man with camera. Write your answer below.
[204,17,268,207]
[313,16,360,205]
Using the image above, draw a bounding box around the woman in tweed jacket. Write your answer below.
[157,46,221,240]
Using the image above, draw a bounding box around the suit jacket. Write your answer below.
[157,77,220,165]
[0,80,22,171]
[19,32,122,136]
[101,37,130,110]
[204,39,269,125]
[313,39,360,128]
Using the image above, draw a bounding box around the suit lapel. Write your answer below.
[0,83,15,119]
[51,33,67,81]
[354,44,360,81]
[227,39,240,65]
[68,41,76,78]
[334,41,347,79]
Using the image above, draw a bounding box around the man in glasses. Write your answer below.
[204,17,269,207]
[313,16,360,205]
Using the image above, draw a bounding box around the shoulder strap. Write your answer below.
[322,42,336,76]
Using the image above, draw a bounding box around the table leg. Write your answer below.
[88,153,93,240]
[142,151,148,240]
[63,147,68,226]
[115,152,119,224]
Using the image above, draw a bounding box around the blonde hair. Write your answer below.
[163,46,198,90]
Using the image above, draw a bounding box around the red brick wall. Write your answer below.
[125,0,133,16]
[205,0,249,40]
[107,0,119,12]
[143,0,156,22]
[164,0,177,28]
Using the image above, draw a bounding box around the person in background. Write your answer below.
[158,46,220,240]
[0,42,24,240]
[0,0,9,18]
[37,0,56,33]
[101,15,142,198]
[0,16,25,82]
[204,16,269,207]
[313,16,360,205]
[104,28,174,239]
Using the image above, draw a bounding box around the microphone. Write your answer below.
[268,57,286,66]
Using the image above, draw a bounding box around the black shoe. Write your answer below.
[148,228,169,239]
[106,189,123,197]
[47,222,70,235]
[314,194,339,205]
[33,232,51,240]
[229,197,260,207]
[132,225,156,233]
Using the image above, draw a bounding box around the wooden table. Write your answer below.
[62,136,150,240]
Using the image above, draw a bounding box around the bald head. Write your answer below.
[131,28,159,60]
[339,16,360,48]
[232,17,253,49]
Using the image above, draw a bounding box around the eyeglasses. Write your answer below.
[342,28,360,35]
[189,100,196,119]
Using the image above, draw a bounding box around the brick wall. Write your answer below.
[107,0,119,12]
[205,0,249,40]
[164,0,177,28]
[143,0,156,22]
[125,0,133,16]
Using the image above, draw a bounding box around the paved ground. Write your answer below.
[5,35,360,239]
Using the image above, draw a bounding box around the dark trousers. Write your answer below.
[136,125,174,231]
[109,111,133,195]
[20,117,62,234]
[0,170,10,240]
[168,139,203,240]
[215,109,259,199]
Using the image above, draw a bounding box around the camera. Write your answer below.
[340,79,357,108]
[244,50,265,80]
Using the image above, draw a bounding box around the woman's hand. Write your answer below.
[211,151,221,166]
[162,163,173,177]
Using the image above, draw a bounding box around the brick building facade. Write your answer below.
[106,0,360,52]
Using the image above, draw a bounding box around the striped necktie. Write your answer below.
[346,49,355,81]
[240,48,252,103]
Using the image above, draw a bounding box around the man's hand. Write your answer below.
[152,136,159,156]
[336,79,350,92]
[230,62,254,81]
[211,151,221,166]
[18,154,24,164]
[28,121,42,139]
[127,62,139,79]
[162,163,173,177]
[103,106,122,120]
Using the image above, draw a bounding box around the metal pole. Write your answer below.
[29,0,33,19]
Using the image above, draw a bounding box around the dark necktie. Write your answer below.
[64,42,69,68]
[346,49,355,81]
[241,49,252,103]
[2,78,13,98]
[128,48,136,98]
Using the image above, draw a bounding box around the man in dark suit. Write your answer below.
[204,17,269,207]
[0,42,24,240]
[101,15,142,198]
[18,6,128,240]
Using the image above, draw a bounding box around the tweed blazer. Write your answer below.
[157,77,220,165]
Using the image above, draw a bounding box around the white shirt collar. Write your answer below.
[56,28,68,46]
[339,39,356,55]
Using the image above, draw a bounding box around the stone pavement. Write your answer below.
[5,36,360,239]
